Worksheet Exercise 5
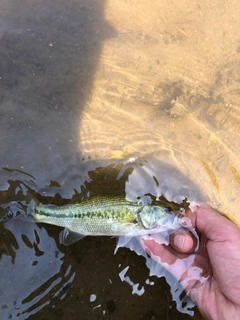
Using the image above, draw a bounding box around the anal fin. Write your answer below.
[59,228,85,246]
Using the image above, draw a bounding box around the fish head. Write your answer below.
[139,205,179,230]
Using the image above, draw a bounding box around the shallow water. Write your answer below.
[1,0,240,319]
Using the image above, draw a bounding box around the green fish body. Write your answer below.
[33,196,185,245]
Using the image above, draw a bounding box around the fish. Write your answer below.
[32,195,197,246]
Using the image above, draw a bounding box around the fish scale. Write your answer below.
[35,196,142,235]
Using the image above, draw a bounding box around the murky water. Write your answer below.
[1,0,240,319]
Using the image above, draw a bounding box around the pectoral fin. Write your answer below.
[59,228,85,246]
[114,236,133,254]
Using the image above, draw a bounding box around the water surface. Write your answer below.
[1,0,240,319]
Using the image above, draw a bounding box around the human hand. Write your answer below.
[142,204,240,320]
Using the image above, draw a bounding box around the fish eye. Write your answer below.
[164,206,173,214]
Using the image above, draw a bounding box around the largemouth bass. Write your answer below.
[32,196,195,246]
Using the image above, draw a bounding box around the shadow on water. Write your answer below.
[0,0,114,193]
[0,1,204,319]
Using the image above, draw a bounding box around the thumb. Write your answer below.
[169,230,196,253]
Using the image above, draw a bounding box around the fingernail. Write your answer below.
[145,248,151,257]
[174,234,185,250]
[188,288,197,303]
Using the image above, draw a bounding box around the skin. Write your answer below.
[142,203,240,320]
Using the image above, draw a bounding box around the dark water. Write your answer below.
[0,1,205,319]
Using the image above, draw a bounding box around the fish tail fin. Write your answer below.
[0,182,41,223]
[14,186,40,218]
[0,196,38,223]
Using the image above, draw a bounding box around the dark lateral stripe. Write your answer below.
[36,207,136,222]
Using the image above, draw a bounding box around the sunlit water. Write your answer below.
[1,0,240,319]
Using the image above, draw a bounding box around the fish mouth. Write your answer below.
[177,208,186,219]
